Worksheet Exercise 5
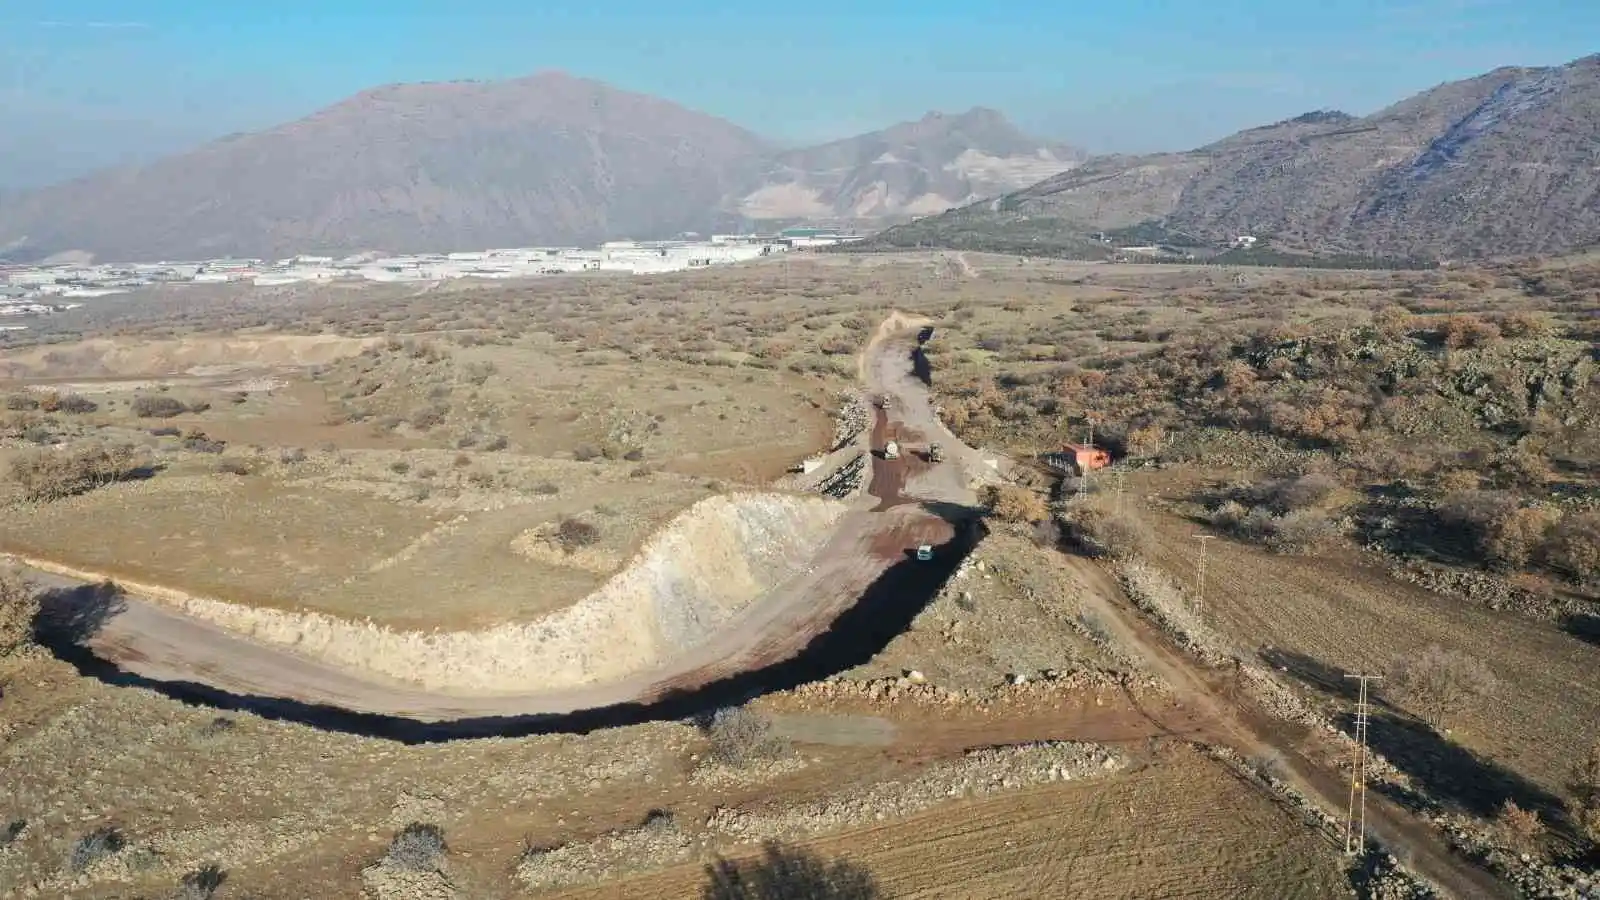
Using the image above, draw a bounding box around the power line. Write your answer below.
[1343,673,1384,855]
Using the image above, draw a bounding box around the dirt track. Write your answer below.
[21,317,975,724]
[17,315,1519,895]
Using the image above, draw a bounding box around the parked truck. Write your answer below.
[883,440,900,460]
[927,442,944,463]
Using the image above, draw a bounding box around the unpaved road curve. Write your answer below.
[21,319,973,724]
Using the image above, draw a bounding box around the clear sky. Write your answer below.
[1,0,1595,189]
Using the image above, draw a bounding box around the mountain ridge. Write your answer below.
[0,79,1077,263]
[877,53,1600,261]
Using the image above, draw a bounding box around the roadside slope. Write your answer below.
[21,318,970,721]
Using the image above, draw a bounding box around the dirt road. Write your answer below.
[21,316,975,727]
[1058,558,1511,897]
[858,313,1509,897]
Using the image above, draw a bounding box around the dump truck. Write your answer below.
[927,442,944,463]
[883,440,900,460]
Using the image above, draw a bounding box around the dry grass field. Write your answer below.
[2,251,1598,897]
[548,746,1348,900]
[1128,470,1600,809]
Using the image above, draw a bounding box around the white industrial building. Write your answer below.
[0,233,806,310]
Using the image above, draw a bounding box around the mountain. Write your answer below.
[736,108,1083,226]
[0,72,771,263]
[0,80,1077,263]
[875,54,1600,261]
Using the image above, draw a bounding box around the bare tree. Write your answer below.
[1571,739,1600,846]
[1385,645,1498,731]
[1494,800,1545,858]
[0,568,37,657]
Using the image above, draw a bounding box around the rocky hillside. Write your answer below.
[0,72,772,263]
[0,83,1076,263]
[875,54,1600,261]
[738,108,1082,226]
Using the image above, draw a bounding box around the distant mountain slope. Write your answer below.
[738,108,1083,223]
[0,72,771,262]
[0,83,1079,263]
[876,54,1600,261]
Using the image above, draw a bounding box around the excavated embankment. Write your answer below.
[22,492,847,694]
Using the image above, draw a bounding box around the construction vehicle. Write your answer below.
[927,442,944,463]
[883,440,900,460]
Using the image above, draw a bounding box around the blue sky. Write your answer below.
[1,0,1595,188]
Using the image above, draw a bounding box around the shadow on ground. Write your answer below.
[1258,647,1368,704]
[909,346,932,388]
[702,841,880,900]
[1264,649,1571,829]
[1352,710,1571,827]
[34,503,986,743]
[1562,613,1600,647]
[33,579,127,645]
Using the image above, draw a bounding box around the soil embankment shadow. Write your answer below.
[909,346,932,388]
[33,580,128,646]
[35,504,986,744]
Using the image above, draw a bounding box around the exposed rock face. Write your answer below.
[740,108,1083,226]
[61,491,847,693]
[876,53,1600,260]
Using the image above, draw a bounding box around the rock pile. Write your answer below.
[785,668,1134,709]
[360,862,457,900]
[705,742,1125,844]
[1388,560,1583,623]
[517,814,698,892]
[829,393,870,451]
[1354,850,1441,900]
[517,741,1126,892]
[816,452,865,499]
[1427,812,1599,900]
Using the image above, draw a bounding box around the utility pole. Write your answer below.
[1193,535,1215,612]
[1343,674,1384,855]
[1115,469,1126,513]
